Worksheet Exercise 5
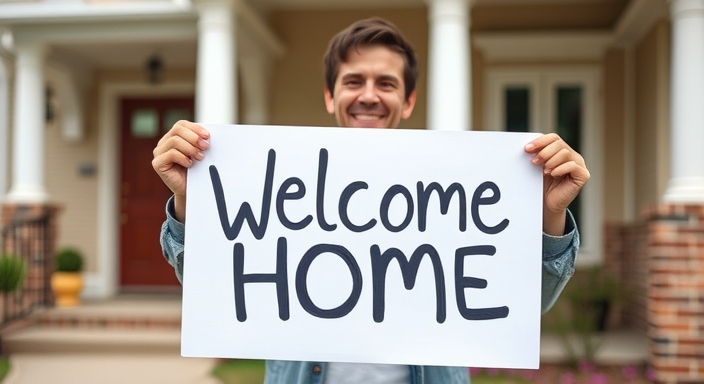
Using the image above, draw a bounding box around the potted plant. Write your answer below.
[0,253,27,293]
[567,265,626,331]
[50,247,84,306]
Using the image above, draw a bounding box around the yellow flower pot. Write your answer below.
[50,272,83,307]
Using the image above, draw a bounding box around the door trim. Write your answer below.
[85,81,194,299]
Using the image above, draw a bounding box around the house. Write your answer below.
[0,0,701,382]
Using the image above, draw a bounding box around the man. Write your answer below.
[152,17,589,384]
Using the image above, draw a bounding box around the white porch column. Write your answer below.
[195,0,237,123]
[240,50,271,125]
[6,42,48,202]
[0,57,9,200]
[663,0,704,202]
[426,0,471,131]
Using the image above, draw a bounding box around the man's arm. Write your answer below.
[541,210,578,313]
[523,134,587,313]
[152,121,210,222]
[160,196,186,283]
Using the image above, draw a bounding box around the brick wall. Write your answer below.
[645,204,704,384]
[604,221,649,333]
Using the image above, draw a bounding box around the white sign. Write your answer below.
[182,124,543,369]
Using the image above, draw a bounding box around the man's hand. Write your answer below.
[524,133,590,236]
[152,120,210,222]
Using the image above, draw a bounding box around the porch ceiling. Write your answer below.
[50,40,197,69]
[6,0,633,70]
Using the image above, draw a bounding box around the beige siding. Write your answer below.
[269,7,428,129]
[603,48,626,222]
[45,76,100,272]
[44,66,196,274]
[633,21,670,214]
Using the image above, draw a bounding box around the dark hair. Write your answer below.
[323,17,419,101]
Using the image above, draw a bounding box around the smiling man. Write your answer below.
[152,17,589,384]
[323,38,416,128]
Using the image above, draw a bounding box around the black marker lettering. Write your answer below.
[276,177,313,230]
[471,181,509,235]
[454,245,509,320]
[371,244,446,323]
[233,237,290,321]
[316,149,337,231]
[339,181,377,232]
[380,185,414,232]
[417,181,467,232]
[209,149,275,240]
[295,244,362,318]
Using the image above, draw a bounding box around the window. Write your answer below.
[485,67,602,265]
[505,87,530,132]
[163,108,192,133]
[130,109,158,138]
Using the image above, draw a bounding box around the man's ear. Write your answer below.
[324,88,335,114]
[401,90,417,120]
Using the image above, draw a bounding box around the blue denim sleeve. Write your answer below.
[160,195,185,284]
[541,209,579,313]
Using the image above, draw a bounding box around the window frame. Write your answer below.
[484,66,603,265]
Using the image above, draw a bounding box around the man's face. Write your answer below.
[325,45,416,129]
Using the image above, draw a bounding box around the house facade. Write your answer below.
[0,0,702,382]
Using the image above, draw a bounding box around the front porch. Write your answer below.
[1,294,217,384]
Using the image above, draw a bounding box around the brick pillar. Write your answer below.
[603,222,650,332]
[1,203,61,307]
[646,204,704,383]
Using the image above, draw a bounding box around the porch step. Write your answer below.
[1,294,184,355]
[31,294,182,330]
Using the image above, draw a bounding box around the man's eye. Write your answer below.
[379,82,396,89]
[345,80,361,86]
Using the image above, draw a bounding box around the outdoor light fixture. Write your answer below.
[146,54,163,84]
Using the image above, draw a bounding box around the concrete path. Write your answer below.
[4,354,219,384]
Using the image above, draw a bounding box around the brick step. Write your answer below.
[0,295,184,355]
[32,310,180,329]
[30,294,182,330]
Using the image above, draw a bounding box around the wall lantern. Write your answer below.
[146,54,163,84]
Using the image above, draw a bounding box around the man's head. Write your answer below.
[323,18,419,129]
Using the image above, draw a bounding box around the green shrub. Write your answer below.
[55,247,84,272]
[0,254,27,293]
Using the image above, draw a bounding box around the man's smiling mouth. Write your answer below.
[352,114,383,121]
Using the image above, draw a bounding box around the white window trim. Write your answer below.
[484,66,603,266]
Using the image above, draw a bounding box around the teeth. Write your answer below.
[354,114,381,121]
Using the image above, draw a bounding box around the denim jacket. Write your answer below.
[160,196,579,384]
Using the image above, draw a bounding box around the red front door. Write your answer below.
[119,97,194,289]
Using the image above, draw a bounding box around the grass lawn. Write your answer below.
[0,357,10,382]
[212,359,266,384]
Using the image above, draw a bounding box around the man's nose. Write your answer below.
[358,82,380,104]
